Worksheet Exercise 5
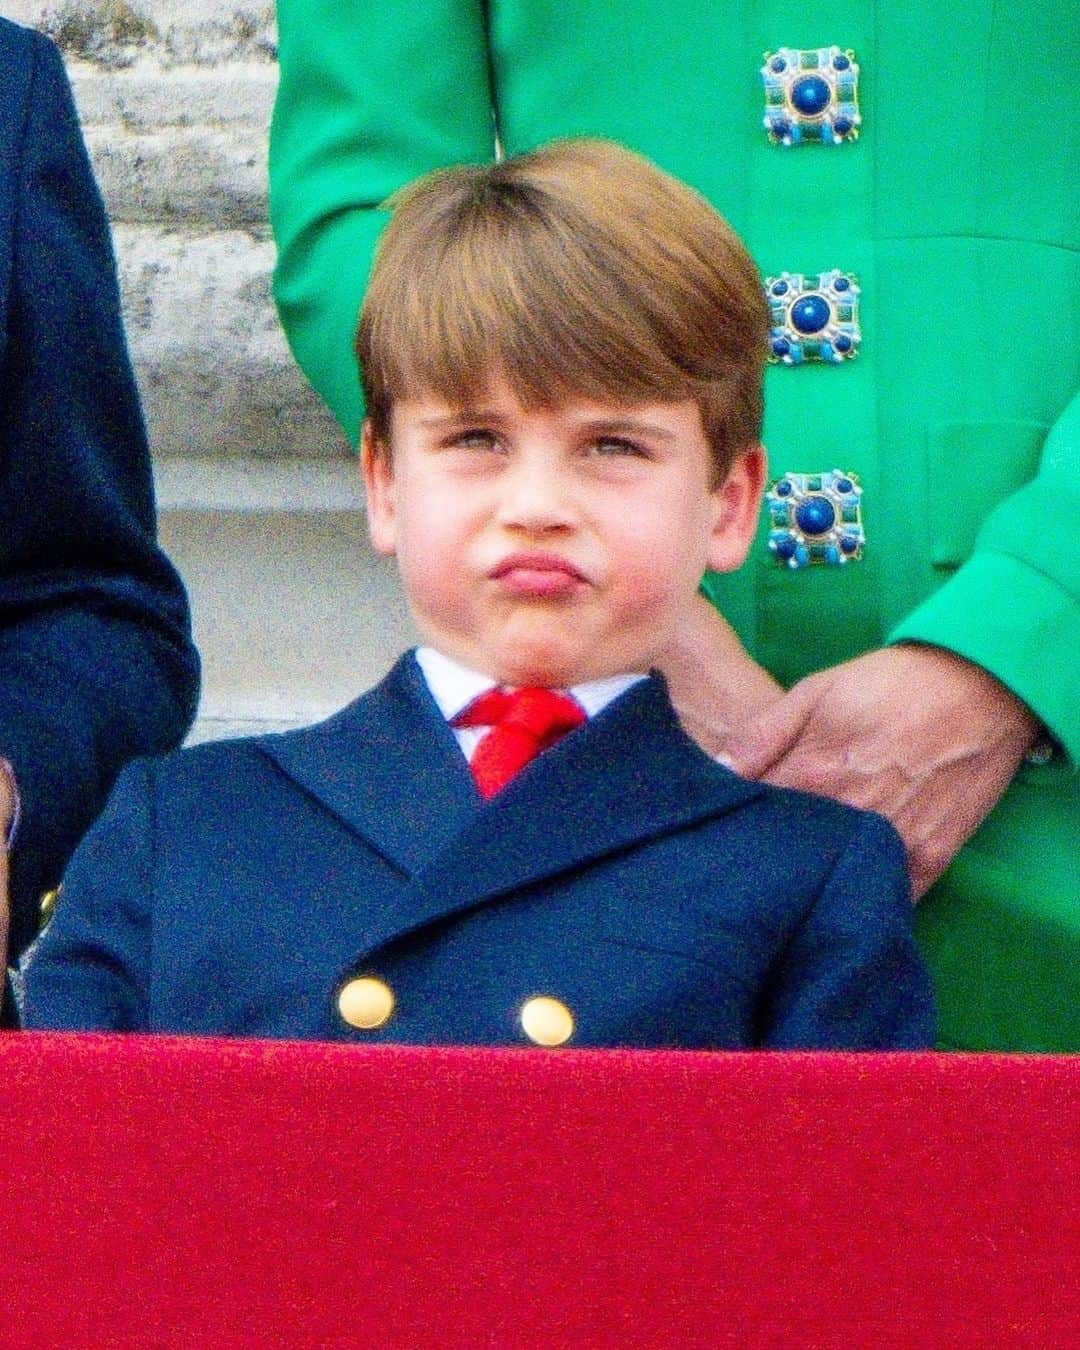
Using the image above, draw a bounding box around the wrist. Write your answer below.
[893,640,1042,754]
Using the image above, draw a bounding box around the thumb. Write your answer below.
[721,681,818,780]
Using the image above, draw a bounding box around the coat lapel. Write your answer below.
[256,653,478,876]
[258,658,765,960]
[366,675,766,955]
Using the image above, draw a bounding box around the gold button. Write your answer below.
[337,976,395,1030]
[39,886,62,928]
[520,995,574,1047]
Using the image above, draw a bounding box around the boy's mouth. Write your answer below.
[489,552,587,599]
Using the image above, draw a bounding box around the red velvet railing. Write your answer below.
[2,1035,1076,1345]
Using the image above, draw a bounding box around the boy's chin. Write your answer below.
[473,639,652,690]
[421,617,663,688]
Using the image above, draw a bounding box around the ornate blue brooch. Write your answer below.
[765,270,861,365]
[761,46,861,146]
[767,470,865,568]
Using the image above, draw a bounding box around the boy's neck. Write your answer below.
[414,646,646,723]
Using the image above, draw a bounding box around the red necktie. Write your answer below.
[452,687,586,798]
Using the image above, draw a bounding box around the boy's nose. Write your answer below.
[496,454,576,533]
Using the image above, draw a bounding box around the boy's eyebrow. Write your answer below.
[415,409,506,429]
[580,417,679,442]
[415,411,680,441]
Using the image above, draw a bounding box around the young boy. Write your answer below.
[23,140,933,1047]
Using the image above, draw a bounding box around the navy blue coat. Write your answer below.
[0,20,199,956]
[23,655,934,1047]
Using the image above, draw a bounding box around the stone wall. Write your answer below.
[7,0,348,464]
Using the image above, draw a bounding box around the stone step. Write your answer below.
[154,456,363,513]
[70,60,276,130]
[70,57,276,228]
[157,507,416,744]
[112,224,348,460]
[10,2,278,68]
[85,123,267,227]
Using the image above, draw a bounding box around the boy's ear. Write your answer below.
[705,443,767,574]
[360,419,397,556]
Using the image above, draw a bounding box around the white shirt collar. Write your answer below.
[415,646,645,723]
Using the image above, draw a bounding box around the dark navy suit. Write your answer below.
[0,20,199,957]
[24,655,934,1047]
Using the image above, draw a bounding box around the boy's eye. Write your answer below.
[448,428,501,451]
[589,436,649,459]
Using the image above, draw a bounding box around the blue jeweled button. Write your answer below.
[764,270,861,364]
[765,470,865,568]
[790,294,831,335]
[791,75,831,117]
[761,47,861,146]
[795,495,836,535]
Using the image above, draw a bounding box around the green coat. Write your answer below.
[270,1,1079,1049]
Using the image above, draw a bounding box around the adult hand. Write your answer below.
[724,645,1041,898]
[658,593,783,758]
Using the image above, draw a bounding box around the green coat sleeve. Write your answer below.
[269,0,496,443]
[889,390,1080,762]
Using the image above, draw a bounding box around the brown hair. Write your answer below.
[357,138,767,481]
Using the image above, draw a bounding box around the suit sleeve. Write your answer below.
[888,390,1080,763]
[761,810,936,1049]
[269,0,495,443]
[0,31,199,958]
[20,758,155,1031]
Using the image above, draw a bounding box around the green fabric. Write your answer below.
[270,0,1080,1049]
[915,760,1079,1051]
[269,0,493,441]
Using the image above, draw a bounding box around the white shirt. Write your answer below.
[414,647,646,763]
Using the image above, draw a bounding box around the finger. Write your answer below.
[910,865,936,902]
[670,704,731,759]
[724,681,818,779]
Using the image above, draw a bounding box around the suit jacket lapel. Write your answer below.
[379,675,765,952]
[256,653,478,876]
[258,660,765,960]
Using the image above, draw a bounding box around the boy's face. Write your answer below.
[362,380,764,687]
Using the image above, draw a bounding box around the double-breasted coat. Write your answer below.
[23,655,933,1047]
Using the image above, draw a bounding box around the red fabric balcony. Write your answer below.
[2,1035,1076,1345]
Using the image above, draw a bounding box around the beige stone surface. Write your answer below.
[9,2,277,67]
[113,224,347,459]
[84,124,267,226]
[158,511,418,742]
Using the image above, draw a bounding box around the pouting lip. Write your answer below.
[488,552,587,582]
